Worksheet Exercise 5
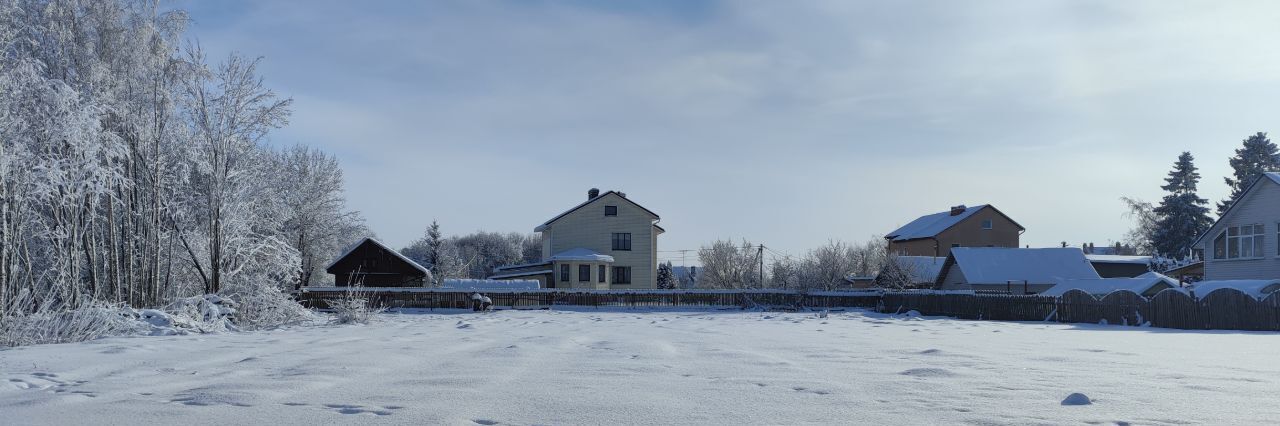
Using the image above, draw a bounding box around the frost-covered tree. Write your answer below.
[0,1,361,327]
[697,239,761,289]
[1152,152,1212,258]
[175,48,295,295]
[276,145,364,289]
[1218,132,1280,215]
[1119,197,1157,256]
[656,262,677,289]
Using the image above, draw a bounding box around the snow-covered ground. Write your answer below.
[2,309,1278,425]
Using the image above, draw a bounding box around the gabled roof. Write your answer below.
[885,204,1024,242]
[937,247,1099,285]
[535,191,660,232]
[1193,172,1280,247]
[325,237,431,276]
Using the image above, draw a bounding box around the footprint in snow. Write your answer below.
[473,420,501,425]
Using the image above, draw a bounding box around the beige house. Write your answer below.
[1193,172,1280,280]
[491,189,663,289]
[885,204,1024,257]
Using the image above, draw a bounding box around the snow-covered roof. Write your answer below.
[534,190,659,232]
[493,261,552,272]
[1085,254,1152,265]
[324,237,431,276]
[1041,272,1179,297]
[488,270,553,280]
[885,205,1022,242]
[1191,280,1280,300]
[947,247,1100,284]
[549,248,615,262]
[892,256,946,282]
[441,279,541,290]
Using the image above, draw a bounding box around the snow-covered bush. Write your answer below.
[0,291,145,347]
[326,286,382,325]
[218,286,316,330]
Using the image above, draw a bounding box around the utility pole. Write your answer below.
[758,244,765,289]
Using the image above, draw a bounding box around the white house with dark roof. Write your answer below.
[935,247,1100,293]
[1192,172,1280,281]
[886,204,1024,257]
[491,188,663,289]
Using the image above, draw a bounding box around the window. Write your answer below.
[612,266,632,284]
[951,243,961,248]
[560,264,570,282]
[612,233,632,251]
[981,219,993,230]
[598,265,606,283]
[579,264,591,282]
[1216,224,1265,259]
[605,206,617,216]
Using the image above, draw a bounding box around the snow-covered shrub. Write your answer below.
[0,291,145,347]
[326,286,382,325]
[219,285,316,330]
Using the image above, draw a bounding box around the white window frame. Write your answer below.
[1215,224,1265,260]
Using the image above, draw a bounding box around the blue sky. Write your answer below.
[172,0,1280,264]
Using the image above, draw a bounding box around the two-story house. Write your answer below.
[1193,172,1280,280]
[885,204,1024,257]
[490,189,663,289]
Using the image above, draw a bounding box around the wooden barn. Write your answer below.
[325,238,432,287]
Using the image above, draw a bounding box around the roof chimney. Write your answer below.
[588,188,600,199]
[617,192,626,198]
[949,205,967,216]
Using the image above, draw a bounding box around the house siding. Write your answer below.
[541,193,658,289]
[889,207,1021,257]
[1202,180,1280,280]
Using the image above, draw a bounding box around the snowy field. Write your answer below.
[2,309,1279,425]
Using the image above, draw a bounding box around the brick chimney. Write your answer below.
[588,188,600,199]
[949,205,967,216]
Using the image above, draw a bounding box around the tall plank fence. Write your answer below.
[297,287,1280,332]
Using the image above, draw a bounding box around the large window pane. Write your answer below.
[1214,233,1226,259]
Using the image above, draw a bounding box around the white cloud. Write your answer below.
[175,0,1280,255]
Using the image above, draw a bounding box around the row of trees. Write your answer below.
[399,221,541,285]
[694,238,912,291]
[0,1,365,316]
[1127,132,1279,259]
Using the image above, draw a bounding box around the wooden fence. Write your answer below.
[297,288,1280,331]
[297,288,883,311]
[884,289,1280,331]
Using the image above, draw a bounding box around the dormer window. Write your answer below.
[605,206,617,216]
[982,219,993,230]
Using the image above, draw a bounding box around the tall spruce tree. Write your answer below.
[1218,132,1280,215]
[1153,152,1213,258]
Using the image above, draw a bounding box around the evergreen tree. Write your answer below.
[425,220,443,270]
[1153,152,1213,258]
[1218,132,1280,215]
[656,262,677,289]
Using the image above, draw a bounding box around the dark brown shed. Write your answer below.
[325,238,432,287]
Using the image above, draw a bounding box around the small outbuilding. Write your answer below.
[935,247,1100,294]
[325,238,432,287]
